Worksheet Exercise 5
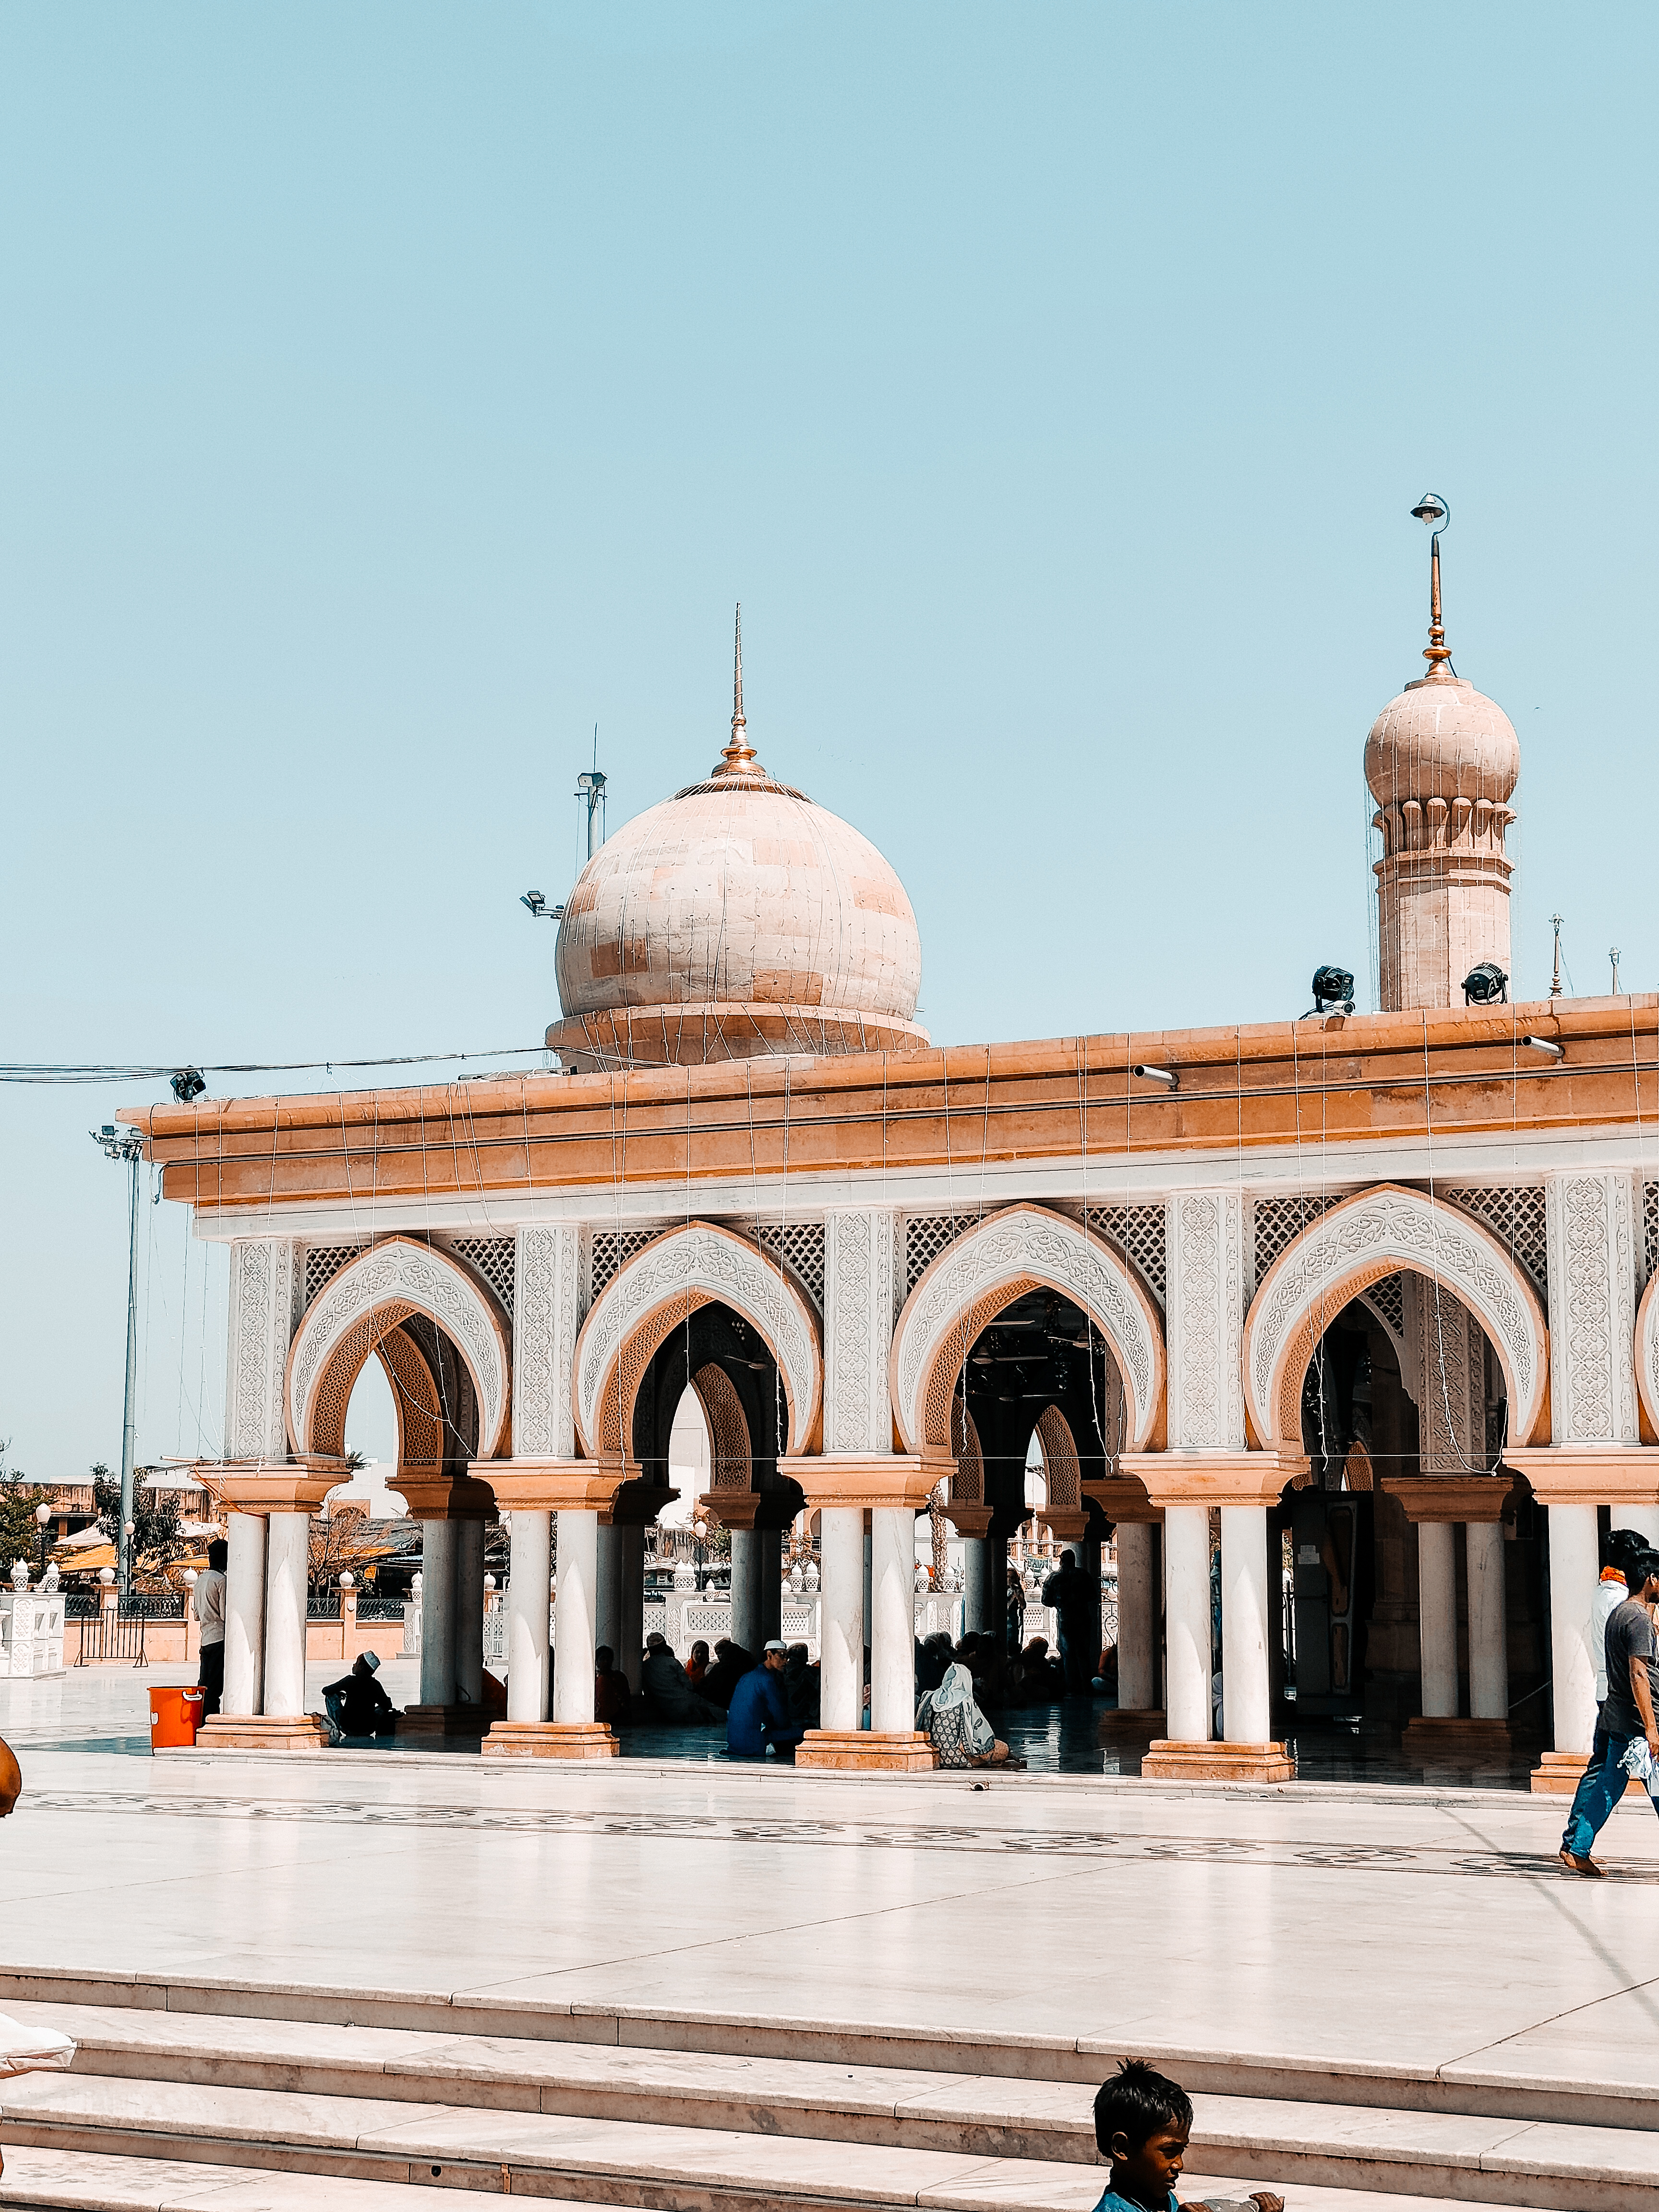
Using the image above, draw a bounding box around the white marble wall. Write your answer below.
[823,1210,902,1454]
[512,1226,588,1459]
[224,1239,301,1461]
[1165,1192,1252,1451]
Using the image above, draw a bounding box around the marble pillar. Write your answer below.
[1220,1506,1271,1743]
[420,1520,457,1707]
[594,1522,623,1662]
[818,1506,865,1731]
[757,1527,782,1647]
[221,1513,267,1719]
[1115,1521,1159,1713]
[505,1510,551,1724]
[961,1538,989,1634]
[1548,1503,1601,1757]
[868,1507,915,1735]
[455,1519,485,1706]
[552,1509,599,1726]
[1466,1519,1508,1721]
[1417,1522,1458,1718]
[730,1528,763,1655]
[1163,1504,1212,1744]
[262,1514,310,1719]
[618,1524,645,1692]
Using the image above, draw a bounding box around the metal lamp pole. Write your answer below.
[90,1126,144,1599]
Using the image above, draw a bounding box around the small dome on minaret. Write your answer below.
[1366,497,1518,1012]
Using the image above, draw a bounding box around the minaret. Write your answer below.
[1364,496,1520,1010]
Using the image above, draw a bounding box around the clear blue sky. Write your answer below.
[5,2,1656,1479]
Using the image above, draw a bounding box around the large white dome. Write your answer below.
[547,700,926,1070]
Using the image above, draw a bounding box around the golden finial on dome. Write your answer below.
[713,601,760,776]
[1410,492,1455,680]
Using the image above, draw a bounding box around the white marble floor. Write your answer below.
[4,1665,1659,2115]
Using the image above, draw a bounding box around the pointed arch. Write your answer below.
[574,1221,821,1463]
[286,1236,510,1460]
[1033,1403,1083,1516]
[1243,1183,1549,1450]
[889,1203,1165,1455]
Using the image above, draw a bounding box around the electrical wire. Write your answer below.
[0,1045,553,1085]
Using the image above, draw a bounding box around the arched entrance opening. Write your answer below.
[1275,1267,1546,1767]
[950,1286,1120,1694]
[628,1302,806,1669]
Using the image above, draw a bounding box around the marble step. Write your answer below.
[0,1969,1653,2130]
[0,2067,1656,2210]
[0,2145,1574,2212]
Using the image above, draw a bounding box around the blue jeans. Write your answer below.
[1561,1710,1608,1851]
[1565,1731,1659,1856]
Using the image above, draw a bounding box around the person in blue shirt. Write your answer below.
[725,1639,804,1761]
[1091,2059,1282,2212]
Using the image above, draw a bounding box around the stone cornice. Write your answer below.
[1119,1450,1311,1508]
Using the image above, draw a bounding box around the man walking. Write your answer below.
[1561,1548,1659,1875]
[192,1538,228,1719]
[1559,1527,1650,1870]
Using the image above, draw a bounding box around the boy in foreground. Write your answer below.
[1093,2059,1283,2212]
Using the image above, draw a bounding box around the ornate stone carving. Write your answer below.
[890,1203,1164,1454]
[512,1227,584,1460]
[1243,1183,1547,1449]
[1405,1278,1487,1473]
[287,1237,510,1461]
[1546,1170,1639,1445]
[573,1222,821,1460]
[226,1239,301,1462]
[1166,1192,1251,1451]
[825,1209,901,1455]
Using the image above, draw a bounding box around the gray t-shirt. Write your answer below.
[1600,1598,1658,1739]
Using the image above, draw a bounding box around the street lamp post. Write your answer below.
[35,1504,49,1580]
[90,1125,144,1600]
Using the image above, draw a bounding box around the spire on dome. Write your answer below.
[713,602,760,776]
[1410,491,1455,681]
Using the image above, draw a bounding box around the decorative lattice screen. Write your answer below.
[1442,1187,1548,1304]
[1083,1202,1167,1307]
[1360,1271,1405,1341]
[902,1212,989,1294]
[444,1235,516,1317]
[744,1221,826,1310]
[1646,1182,1659,1287]
[1250,1195,1344,1290]
[589,1229,663,1300]
[301,1242,365,1308]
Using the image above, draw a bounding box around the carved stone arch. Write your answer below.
[574,1221,822,1465]
[1632,1270,1659,1441]
[692,1361,755,1493]
[890,1204,1165,1455]
[1243,1182,1549,1451]
[1033,1404,1082,1515]
[287,1236,510,1460]
[378,1324,445,1474]
[950,1399,985,1509]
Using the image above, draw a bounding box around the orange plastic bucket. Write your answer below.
[148,1686,205,1750]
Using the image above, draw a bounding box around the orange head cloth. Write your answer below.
[0,1737,20,1816]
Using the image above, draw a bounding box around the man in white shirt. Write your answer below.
[192,1538,228,1717]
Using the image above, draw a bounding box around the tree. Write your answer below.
[94,1463,186,1586]
[0,1444,41,1578]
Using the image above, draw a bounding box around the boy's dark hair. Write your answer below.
[595,1646,614,1670]
[205,1539,228,1571]
[1629,1551,1659,1592]
[1605,1527,1649,1572]
[1094,2058,1193,2155]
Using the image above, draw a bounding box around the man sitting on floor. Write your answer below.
[642,1633,723,1725]
[726,1639,804,1762]
[321,1651,399,1740]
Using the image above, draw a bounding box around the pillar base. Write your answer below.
[479,1721,619,1761]
[1402,1715,1512,1760]
[400,1703,492,1742]
[1098,1707,1165,1742]
[191,1715,330,1754]
[794,1730,938,1772]
[1141,1739,1295,1782]
[1531,1747,1591,1795]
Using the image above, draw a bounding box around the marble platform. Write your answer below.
[1,1667,1657,2210]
